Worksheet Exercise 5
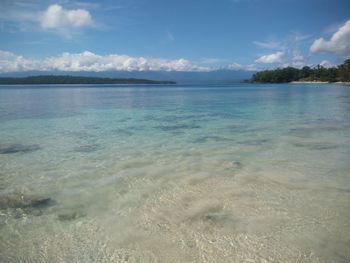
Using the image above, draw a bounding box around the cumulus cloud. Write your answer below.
[319,60,336,68]
[0,50,206,72]
[40,4,94,29]
[0,50,40,72]
[310,20,350,56]
[255,51,284,64]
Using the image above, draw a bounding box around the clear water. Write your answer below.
[0,83,349,262]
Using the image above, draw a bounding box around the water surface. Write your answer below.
[0,83,350,262]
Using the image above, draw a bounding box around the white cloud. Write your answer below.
[290,50,305,68]
[292,52,304,62]
[40,4,94,29]
[0,50,40,72]
[0,2,96,35]
[227,62,258,71]
[253,40,282,50]
[319,60,336,68]
[310,20,350,56]
[255,51,284,64]
[289,33,311,42]
[0,50,207,72]
[200,58,226,65]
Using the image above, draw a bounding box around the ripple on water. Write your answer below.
[144,114,207,123]
[292,141,340,150]
[237,138,270,146]
[154,123,201,131]
[62,130,97,140]
[73,144,101,153]
[192,135,234,144]
[112,128,134,136]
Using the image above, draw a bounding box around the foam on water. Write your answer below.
[0,83,350,262]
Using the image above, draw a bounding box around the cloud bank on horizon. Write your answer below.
[0,0,349,73]
[0,50,205,72]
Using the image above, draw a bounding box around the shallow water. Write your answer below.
[0,83,350,262]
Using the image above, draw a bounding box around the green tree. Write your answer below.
[251,59,350,83]
[338,59,350,82]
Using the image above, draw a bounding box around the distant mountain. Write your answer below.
[0,70,254,84]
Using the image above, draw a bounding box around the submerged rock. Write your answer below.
[221,160,244,171]
[10,207,43,218]
[187,205,236,228]
[230,161,244,170]
[0,194,52,209]
[0,194,54,219]
[58,211,85,221]
[0,143,40,154]
[202,212,231,225]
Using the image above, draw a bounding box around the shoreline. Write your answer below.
[290,81,329,84]
[290,81,350,85]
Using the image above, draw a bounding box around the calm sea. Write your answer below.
[0,83,350,262]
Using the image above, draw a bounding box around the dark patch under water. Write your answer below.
[0,194,56,219]
[237,139,270,146]
[62,130,97,140]
[187,205,238,230]
[0,193,84,222]
[74,144,101,153]
[144,114,207,123]
[58,211,85,221]
[192,136,234,144]
[293,141,340,150]
[0,143,40,154]
[154,123,201,131]
[207,111,243,119]
[0,194,53,209]
[230,161,244,170]
[224,124,264,134]
[289,123,350,138]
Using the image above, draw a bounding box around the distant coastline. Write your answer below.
[250,59,350,84]
[0,75,176,85]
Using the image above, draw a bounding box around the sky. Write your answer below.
[0,0,350,73]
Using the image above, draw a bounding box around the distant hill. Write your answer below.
[0,70,254,84]
[0,75,176,85]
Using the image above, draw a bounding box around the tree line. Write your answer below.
[251,59,350,83]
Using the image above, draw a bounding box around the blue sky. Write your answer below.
[0,0,350,72]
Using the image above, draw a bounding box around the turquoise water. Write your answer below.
[0,83,350,262]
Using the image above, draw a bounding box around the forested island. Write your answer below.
[251,59,350,83]
[0,75,176,85]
